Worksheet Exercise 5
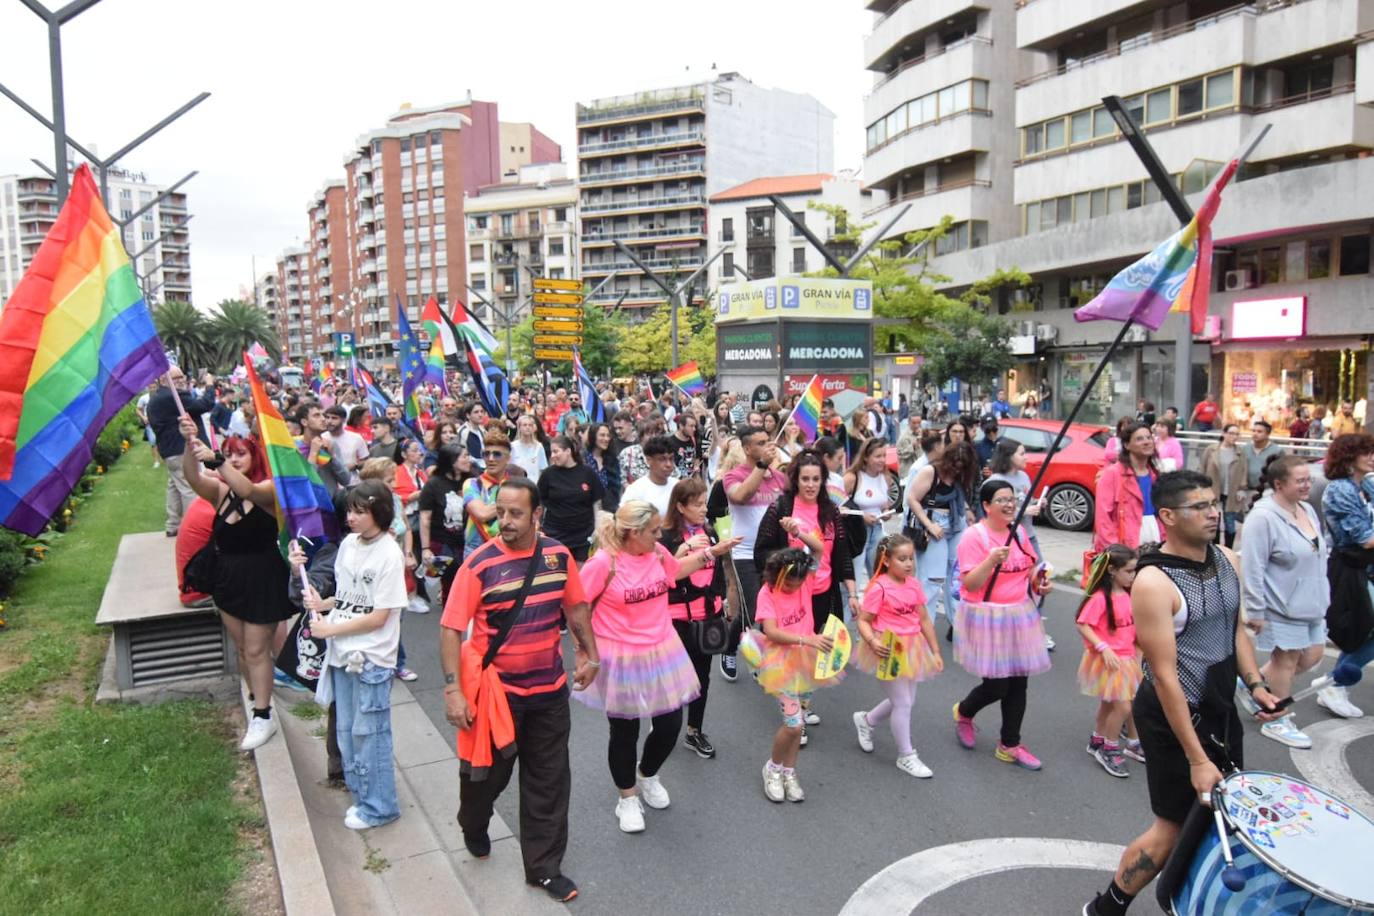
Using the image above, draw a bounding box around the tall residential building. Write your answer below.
[307,181,349,357]
[708,172,876,283]
[0,166,192,307]
[276,246,310,362]
[464,162,578,327]
[923,0,1374,425]
[860,0,1021,251]
[256,271,281,352]
[576,72,835,311]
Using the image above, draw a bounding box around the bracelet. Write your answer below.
[1093,641,1108,653]
[1246,679,1269,694]
[1188,760,1210,767]
[585,659,601,668]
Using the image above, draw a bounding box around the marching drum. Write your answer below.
[1170,770,1374,914]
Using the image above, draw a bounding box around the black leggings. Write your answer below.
[958,676,1029,747]
[607,709,683,791]
[671,618,712,732]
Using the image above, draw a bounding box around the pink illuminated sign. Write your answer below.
[1229,296,1306,340]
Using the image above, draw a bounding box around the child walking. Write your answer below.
[852,534,943,777]
[301,479,408,829]
[753,548,841,803]
[1075,545,1144,778]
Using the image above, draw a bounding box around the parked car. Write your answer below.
[975,418,1111,531]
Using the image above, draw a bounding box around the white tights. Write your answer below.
[865,678,919,757]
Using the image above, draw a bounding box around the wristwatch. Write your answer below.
[1245,678,1269,694]
[755,460,769,471]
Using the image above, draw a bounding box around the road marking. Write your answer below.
[839,837,1124,914]
[1289,717,1374,818]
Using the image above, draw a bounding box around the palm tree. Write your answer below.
[152,300,214,371]
[207,299,281,368]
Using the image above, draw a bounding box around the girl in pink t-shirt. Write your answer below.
[753,548,841,804]
[852,534,943,778]
[1075,544,1143,777]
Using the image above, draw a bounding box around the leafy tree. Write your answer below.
[206,299,280,369]
[614,302,715,376]
[494,299,624,376]
[151,300,213,371]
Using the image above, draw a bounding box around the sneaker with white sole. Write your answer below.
[762,764,785,803]
[1261,716,1313,749]
[615,795,645,832]
[896,752,933,778]
[852,711,874,753]
[636,771,670,809]
[396,667,419,682]
[1121,740,1146,764]
[346,805,358,820]
[1317,684,1364,719]
[406,596,432,614]
[803,708,821,726]
[782,770,805,802]
[719,654,738,682]
[239,715,278,752]
[344,811,373,830]
[799,724,808,747]
[1044,633,1056,652]
[1093,745,1129,778]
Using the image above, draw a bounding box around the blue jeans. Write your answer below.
[332,662,399,826]
[917,511,964,622]
[863,520,885,578]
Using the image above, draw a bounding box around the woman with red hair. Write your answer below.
[179,417,295,752]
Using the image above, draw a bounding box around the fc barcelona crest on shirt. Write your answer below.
[544,553,562,571]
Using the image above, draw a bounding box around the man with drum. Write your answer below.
[1084,470,1282,916]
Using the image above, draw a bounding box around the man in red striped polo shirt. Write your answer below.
[440,478,599,904]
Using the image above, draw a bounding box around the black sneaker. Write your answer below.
[464,831,491,859]
[719,654,738,682]
[683,730,716,759]
[529,874,578,902]
[799,724,808,747]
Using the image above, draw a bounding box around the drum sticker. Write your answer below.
[1236,794,1258,810]
[1279,824,1302,838]
[1298,821,1317,836]
[1246,828,1276,848]
[1280,794,1305,811]
[1272,803,1295,819]
[1234,774,1254,789]
[1230,807,1259,827]
[1247,785,1266,798]
[1324,799,1351,820]
[1257,806,1280,823]
[1288,783,1319,804]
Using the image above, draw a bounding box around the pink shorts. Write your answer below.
[777,691,813,728]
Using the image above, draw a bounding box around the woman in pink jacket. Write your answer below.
[1093,423,1160,551]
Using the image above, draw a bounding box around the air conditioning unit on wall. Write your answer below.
[1123,325,1148,343]
[1034,323,1058,342]
[1224,268,1256,291]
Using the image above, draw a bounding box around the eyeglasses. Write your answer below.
[990,497,1018,506]
[485,450,509,458]
[1171,499,1221,514]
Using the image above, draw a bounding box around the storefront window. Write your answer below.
[1223,349,1366,431]
[1308,239,1331,279]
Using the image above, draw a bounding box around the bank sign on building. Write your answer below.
[715,278,874,407]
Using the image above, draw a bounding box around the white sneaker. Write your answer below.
[239,714,278,751]
[1044,633,1056,652]
[344,811,372,830]
[346,805,358,819]
[762,764,785,803]
[782,770,805,802]
[896,752,934,778]
[1260,716,1312,749]
[615,795,645,833]
[406,595,432,614]
[803,708,821,726]
[853,711,874,753]
[636,771,670,809]
[1317,684,1364,719]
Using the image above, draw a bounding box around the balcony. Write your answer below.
[358,208,375,224]
[864,0,983,70]
[576,93,704,126]
[580,223,706,246]
[578,159,706,187]
[866,36,993,125]
[360,259,378,273]
[582,255,705,276]
[358,233,376,250]
[1016,0,1146,50]
[579,192,706,215]
[496,222,543,241]
[577,130,705,158]
[865,110,995,188]
[865,179,996,238]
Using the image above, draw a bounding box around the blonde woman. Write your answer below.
[574,500,728,833]
[779,416,807,461]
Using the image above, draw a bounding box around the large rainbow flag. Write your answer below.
[1074,158,1237,334]
[790,374,824,442]
[0,164,169,535]
[244,354,338,556]
[665,360,707,397]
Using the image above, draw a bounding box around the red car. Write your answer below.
[976,418,1111,531]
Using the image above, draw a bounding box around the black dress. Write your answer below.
[212,494,295,624]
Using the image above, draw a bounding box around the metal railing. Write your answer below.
[863,178,991,217]
[579,160,705,185]
[869,35,992,95]
[580,193,705,214]
[577,130,705,156]
[1175,430,1330,469]
[576,95,704,124]
[580,224,705,243]
[583,256,705,274]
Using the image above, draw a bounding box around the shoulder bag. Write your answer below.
[679,535,730,655]
[482,537,548,669]
[182,493,234,595]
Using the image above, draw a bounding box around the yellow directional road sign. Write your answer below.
[533,291,583,305]
[532,305,583,319]
[532,278,582,292]
[533,319,584,333]
[534,348,576,361]
[533,334,584,347]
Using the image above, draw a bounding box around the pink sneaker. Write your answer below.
[995,743,1043,771]
[952,703,977,749]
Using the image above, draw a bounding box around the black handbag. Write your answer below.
[902,509,930,552]
[181,542,217,595]
[686,612,730,656]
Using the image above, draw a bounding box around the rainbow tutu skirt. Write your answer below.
[1076,649,1142,702]
[574,634,700,719]
[853,632,941,682]
[953,598,1051,679]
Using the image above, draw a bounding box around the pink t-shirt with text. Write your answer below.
[957,522,1037,605]
[789,499,834,594]
[582,544,680,647]
[861,573,928,635]
[1076,590,1137,656]
[755,583,814,637]
[670,523,717,622]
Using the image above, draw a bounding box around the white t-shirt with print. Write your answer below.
[327,533,408,669]
[622,474,679,519]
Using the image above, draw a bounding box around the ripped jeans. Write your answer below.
[332,662,400,826]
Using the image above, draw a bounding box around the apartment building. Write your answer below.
[464,162,578,326]
[576,72,835,311]
[860,0,1022,252]
[911,0,1374,427]
[256,270,281,352]
[708,172,876,283]
[275,246,310,362]
[0,166,192,307]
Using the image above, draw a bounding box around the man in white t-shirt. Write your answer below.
[620,435,679,518]
[325,405,370,479]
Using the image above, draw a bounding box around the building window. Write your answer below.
[500,214,513,235]
[721,217,734,242]
[1307,239,1331,279]
[865,79,990,152]
[549,238,564,255]
[790,215,805,238]
[1259,246,1282,284]
[473,275,487,290]
[723,251,734,277]
[550,268,565,279]
[1339,233,1371,276]
[792,248,806,273]
[474,216,487,229]
[400,138,411,152]
[470,243,483,261]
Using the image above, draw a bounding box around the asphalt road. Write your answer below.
[400,590,1374,916]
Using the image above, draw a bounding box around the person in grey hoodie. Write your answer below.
[1240,455,1329,749]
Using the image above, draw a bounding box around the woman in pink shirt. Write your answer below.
[952,479,1054,771]
[577,499,728,835]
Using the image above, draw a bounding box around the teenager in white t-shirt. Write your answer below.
[620,435,679,518]
[301,479,408,830]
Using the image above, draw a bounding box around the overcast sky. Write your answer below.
[0,0,873,307]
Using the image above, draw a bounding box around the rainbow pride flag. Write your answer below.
[665,360,707,397]
[0,164,169,535]
[1074,159,1237,334]
[311,360,334,392]
[790,374,824,442]
[244,354,338,556]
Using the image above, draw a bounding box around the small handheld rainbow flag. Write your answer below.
[790,374,824,442]
[244,353,338,557]
[664,361,706,397]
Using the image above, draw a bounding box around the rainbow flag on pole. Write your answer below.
[0,164,170,535]
[664,360,707,397]
[790,374,824,442]
[1074,159,1237,334]
[244,354,338,556]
